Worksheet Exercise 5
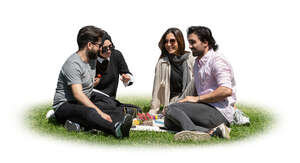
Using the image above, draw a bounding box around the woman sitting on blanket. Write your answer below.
[149,28,195,114]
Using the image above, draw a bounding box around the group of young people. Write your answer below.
[51,25,248,141]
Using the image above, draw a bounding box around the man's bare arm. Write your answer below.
[71,84,112,122]
[178,86,232,103]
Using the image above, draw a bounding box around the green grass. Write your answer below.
[24,96,275,147]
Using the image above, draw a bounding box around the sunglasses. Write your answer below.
[164,39,176,44]
[92,42,102,48]
[102,45,114,54]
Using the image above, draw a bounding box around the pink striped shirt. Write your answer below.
[194,49,236,123]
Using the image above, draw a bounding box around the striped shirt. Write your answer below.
[194,49,236,123]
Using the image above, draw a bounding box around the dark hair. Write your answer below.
[158,28,187,58]
[101,31,115,50]
[187,26,218,51]
[77,25,104,50]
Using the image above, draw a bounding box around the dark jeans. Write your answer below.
[164,102,229,133]
[54,92,124,135]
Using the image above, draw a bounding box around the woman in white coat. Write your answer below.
[149,28,195,114]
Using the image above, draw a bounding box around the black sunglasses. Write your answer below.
[102,45,114,54]
[164,39,176,44]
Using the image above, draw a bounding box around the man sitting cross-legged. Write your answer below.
[52,26,132,139]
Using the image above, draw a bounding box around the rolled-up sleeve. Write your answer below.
[212,56,233,89]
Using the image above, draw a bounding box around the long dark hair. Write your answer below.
[187,26,218,51]
[158,28,187,58]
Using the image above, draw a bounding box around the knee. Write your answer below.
[165,103,176,116]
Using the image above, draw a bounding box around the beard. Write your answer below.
[87,50,98,60]
[192,49,205,57]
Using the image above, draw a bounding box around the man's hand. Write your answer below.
[120,74,130,83]
[99,112,112,123]
[178,96,200,103]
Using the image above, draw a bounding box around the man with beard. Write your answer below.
[52,26,132,139]
[164,26,235,141]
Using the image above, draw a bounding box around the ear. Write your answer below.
[87,42,93,50]
[203,41,209,48]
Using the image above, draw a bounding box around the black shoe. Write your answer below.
[64,120,84,132]
[114,114,133,138]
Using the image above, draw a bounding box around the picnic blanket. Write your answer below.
[130,117,171,132]
[130,125,168,132]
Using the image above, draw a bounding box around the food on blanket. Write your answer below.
[152,115,158,120]
[153,119,164,128]
[142,120,153,126]
[137,113,146,121]
[145,113,152,120]
[132,118,142,126]
[134,113,164,126]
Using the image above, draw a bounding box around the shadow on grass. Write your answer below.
[24,97,276,147]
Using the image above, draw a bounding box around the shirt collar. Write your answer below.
[197,49,215,65]
[97,56,110,63]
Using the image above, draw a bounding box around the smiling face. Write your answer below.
[99,40,113,59]
[164,33,179,55]
[188,33,208,58]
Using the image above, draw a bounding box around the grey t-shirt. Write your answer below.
[52,53,96,110]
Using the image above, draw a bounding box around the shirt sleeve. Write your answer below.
[211,56,233,89]
[115,50,131,75]
[62,61,82,85]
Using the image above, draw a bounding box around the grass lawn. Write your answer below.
[24,96,275,147]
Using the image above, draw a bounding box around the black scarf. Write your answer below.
[167,53,191,97]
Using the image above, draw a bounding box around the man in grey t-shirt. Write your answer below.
[53,53,96,110]
[52,26,132,139]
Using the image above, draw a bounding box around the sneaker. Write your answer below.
[114,114,133,138]
[211,123,231,139]
[233,109,250,125]
[174,130,211,141]
[46,109,55,120]
[64,120,84,132]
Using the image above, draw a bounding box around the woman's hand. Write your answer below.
[120,74,130,83]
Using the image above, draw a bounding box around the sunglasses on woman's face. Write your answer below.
[102,45,114,54]
[164,39,176,44]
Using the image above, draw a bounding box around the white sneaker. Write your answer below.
[46,109,55,119]
[174,130,211,141]
[233,109,250,125]
[211,123,231,139]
